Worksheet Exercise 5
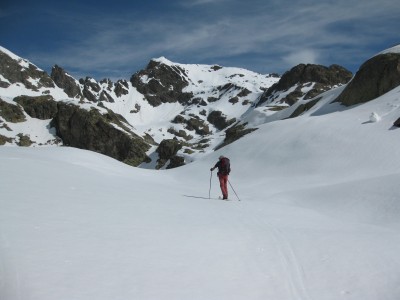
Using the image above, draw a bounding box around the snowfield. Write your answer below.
[2,86,400,299]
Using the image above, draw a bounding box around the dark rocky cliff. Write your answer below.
[334,53,400,106]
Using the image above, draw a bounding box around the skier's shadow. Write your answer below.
[182,194,212,200]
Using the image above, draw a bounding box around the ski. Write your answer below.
[182,195,231,201]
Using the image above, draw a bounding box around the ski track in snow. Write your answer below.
[260,220,311,300]
[202,197,312,299]
[229,201,312,300]
[0,231,22,300]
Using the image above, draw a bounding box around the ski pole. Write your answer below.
[228,179,241,201]
[209,171,213,199]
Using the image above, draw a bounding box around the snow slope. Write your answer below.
[1,83,400,300]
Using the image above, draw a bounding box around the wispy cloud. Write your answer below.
[179,0,227,7]
[282,49,319,67]
[22,0,400,79]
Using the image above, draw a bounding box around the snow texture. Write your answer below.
[2,83,400,300]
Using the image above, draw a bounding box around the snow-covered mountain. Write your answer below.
[1,44,400,300]
[0,46,275,168]
[0,45,356,169]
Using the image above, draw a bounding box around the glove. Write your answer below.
[210,167,214,171]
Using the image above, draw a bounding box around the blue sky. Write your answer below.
[1,0,399,80]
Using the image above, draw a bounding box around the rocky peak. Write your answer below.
[279,64,351,88]
[77,77,102,102]
[130,59,193,106]
[0,49,54,91]
[51,65,82,98]
[99,78,113,90]
[258,63,352,106]
[114,80,129,97]
[79,77,101,93]
[334,53,400,106]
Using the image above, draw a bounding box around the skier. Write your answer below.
[210,155,231,200]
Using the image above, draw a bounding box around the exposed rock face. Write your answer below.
[393,117,400,127]
[114,80,129,97]
[2,91,152,155]
[156,138,184,169]
[51,65,82,98]
[0,134,12,145]
[79,77,101,93]
[78,77,102,102]
[99,90,114,103]
[281,64,351,88]
[52,102,151,166]
[0,98,26,122]
[130,59,193,107]
[167,127,193,141]
[207,110,236,131]
[172,114,211,136]
[334,53,400,106]
[215,122,257,150]
[16,133,33,146]
[288,98,321,118]
[258,64,352,106]
[0,51,54,91]
[14,95,58,120]
[100,78,113,91]
[167,156,185,169]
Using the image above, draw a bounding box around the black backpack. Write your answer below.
[219,157,231,175]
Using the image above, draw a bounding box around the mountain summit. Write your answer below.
[1,44,400,168]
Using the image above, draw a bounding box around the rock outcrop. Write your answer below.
[114,80,129,97]
[215,122,257,150]
[155,138,184,169]
[51,65,82,98]
[130,59,193,106]
[14,95,58,120]
[334,53,400,106]
[207,110,236,131]
[0,50,54,91]
[0,98,26,122]
[52,102,151,166]
[258,64,352,106]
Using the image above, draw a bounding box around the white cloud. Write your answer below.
[282,49,319,67]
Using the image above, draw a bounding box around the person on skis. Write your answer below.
[210,155,231,200]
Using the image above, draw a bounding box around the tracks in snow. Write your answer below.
[229,201,313,300]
